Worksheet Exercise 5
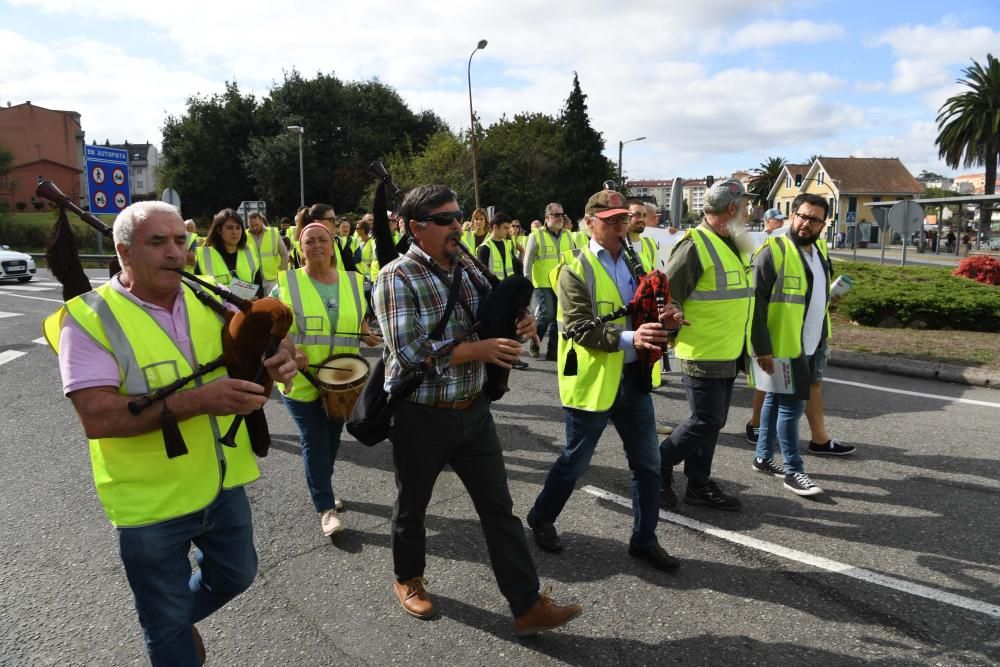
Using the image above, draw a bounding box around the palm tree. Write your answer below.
[936,53,1000,239]
[746,156,787,209]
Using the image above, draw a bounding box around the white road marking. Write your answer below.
[0,284,51,292]
[0,311,21,319]
[0,292,63,303]
[582,485,1000,620]
[0,350,27,366]
[825,377,1000,409]
[32,337,47,345]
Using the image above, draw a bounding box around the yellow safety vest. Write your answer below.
[756,235,830,358]
[573,230,591,250]
[277,268,365,403]
[530,228,574,288]
[358,237,375,277]
[557,248,626,412]
[461,230,487,251]
[674,226,754,362]
[482,238,516,278]
[195,245,258,287]
[634,235,659,273]
[45,283,258,527]
[250,227,284,281]
[183,232,200,274]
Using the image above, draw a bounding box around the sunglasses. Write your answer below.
[419,210,464,226]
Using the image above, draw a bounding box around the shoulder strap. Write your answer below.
[429,263,464,340]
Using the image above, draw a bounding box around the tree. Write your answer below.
[936,53,1000,238]
[557,72,616,220]
[160,82,262,219]
[380,130,474,208]
[746,156,787,208]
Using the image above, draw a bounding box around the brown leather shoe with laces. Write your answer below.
[393,577,434,619]
[514,587,582,636]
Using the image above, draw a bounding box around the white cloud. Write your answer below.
[700,19,845,54]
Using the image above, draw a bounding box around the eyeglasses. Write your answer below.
[627,213,645,219]
[794,212,826,226]
[600,216,630,225]
[419,210,464,226]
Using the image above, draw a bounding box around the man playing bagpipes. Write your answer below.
[45,201,298,665]
[527,189,688,573]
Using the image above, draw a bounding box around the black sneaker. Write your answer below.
[808,439,855,456]
[511,359,529,370]
[526,512,563,553]
[784,472,823,497]
[745,422,760,445]
[544,349,558,362]
[628,542,681,573]
[684,479,741,511]
[752,457,786,478]
[660,470,678,510]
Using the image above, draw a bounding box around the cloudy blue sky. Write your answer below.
[3,0,999,183]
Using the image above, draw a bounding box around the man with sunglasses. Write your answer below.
[523,203,574,361]
[527,189,687,572]
[372,185,581,636]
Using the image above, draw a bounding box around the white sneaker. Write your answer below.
[334,496,343,511]
[321,509,343,536]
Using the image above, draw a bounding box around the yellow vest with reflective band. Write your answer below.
[195,245,258,286]
[573,230,590,250]
[358,237,375,277]
[531,228,574,288]
[674,227,754,361]
[337,234,360,258]
[557,248,626,412]
[634,235,659,272]
[46,283,258,527]
[277,268,365,403]
[483,238,516,278]
[757,235,830,358]
[183,231,200,274]
[461,230,486,251]
[512,234,526,255]
[250,227,283,281]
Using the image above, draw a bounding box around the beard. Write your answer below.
[790,227,820,247]
[726,210,757,255]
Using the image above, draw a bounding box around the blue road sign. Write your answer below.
[85,145,131,215]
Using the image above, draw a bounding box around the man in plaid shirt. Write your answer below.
[372,184,581,636]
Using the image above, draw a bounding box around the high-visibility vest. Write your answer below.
[556,248,627,412]
[512,234,526,256]
[755,235,830,358]
[195,245,258,287]
[337,234,360,257]
[673,226,754,362]
[45,283,258,527]
[573,230,590,249]
[358,237,375,277]
[250,227,284,281]
[482,238,516,278]
[183,231,200,274]
[530,228,574,288]
[461,230,486,251]
[277,268,365,404]
[634,235,659,272]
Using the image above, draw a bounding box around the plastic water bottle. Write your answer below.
[830,274,853,297]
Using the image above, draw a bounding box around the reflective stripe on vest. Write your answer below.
[183,232,199,274]
[556,248,626,412]
[674,227,754,361]
[196,245,258,286]
[253,227,283,281]
[279,268,365,403]
[639,236,658,272]
[531,228,574,288]
[61,283,258,527]
[759,235,830,358]
[484,238,515,278]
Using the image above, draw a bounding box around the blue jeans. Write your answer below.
[117,487,257,666]
[755,391,806,473]
[660,374,735,484]
[282,395,344,513]
[531,363,661,548]
[533,287,558,355]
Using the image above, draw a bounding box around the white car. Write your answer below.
[0,245,37,282]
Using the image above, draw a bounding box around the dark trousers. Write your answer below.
[659,374,736,484]
[390,395,540,617]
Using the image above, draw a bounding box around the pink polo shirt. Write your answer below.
[59,277,232,395]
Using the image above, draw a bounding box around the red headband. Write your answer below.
[301,222,334,239]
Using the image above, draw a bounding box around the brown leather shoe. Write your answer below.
[393,577,434,619]
[192,625,206,664]
[514,587,582,636]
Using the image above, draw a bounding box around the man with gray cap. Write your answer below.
[659,179,755,512]
[749,208,788,255]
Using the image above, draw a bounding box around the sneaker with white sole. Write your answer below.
[808,439,855,456]
[745,422,760,445]
[334,496,343,511]
[321,509,343,536]
[783,472,822,497]
[752,457,786,478]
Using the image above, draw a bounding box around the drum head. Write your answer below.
[316,355,369,387]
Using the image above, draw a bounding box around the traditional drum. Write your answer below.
[315,353,371,422]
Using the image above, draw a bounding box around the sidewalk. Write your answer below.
[828,349,1000,390]
[826,245,998,267]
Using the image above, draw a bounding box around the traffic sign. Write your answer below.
[161,188,182,209]
[85,145,131,215]
[887,200,923,236]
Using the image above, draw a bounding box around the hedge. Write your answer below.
[831,261,1000,332]
[0,213,113,254]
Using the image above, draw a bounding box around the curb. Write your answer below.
[828,350,999,390]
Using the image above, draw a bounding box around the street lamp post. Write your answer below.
[467,39,487,211]
[618,136,646,189]
[287,125,305,208]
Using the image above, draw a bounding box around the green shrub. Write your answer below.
[831,261,1000,332]
[0,212,112,253]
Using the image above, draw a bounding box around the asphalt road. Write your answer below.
[1,270,998,666]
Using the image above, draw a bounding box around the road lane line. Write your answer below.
[0,350,27,366]
[582,485,1000,620]
[0,284,52,292]
[0,291,63,303]
[32,337,47,345]
[824,377,1000,409]
[0,311,21,319]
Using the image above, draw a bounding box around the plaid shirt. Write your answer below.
[373,243,486,405]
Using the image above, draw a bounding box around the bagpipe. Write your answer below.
[561,235,672,376]
[368,161,533,400]
[36,180,293,458]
